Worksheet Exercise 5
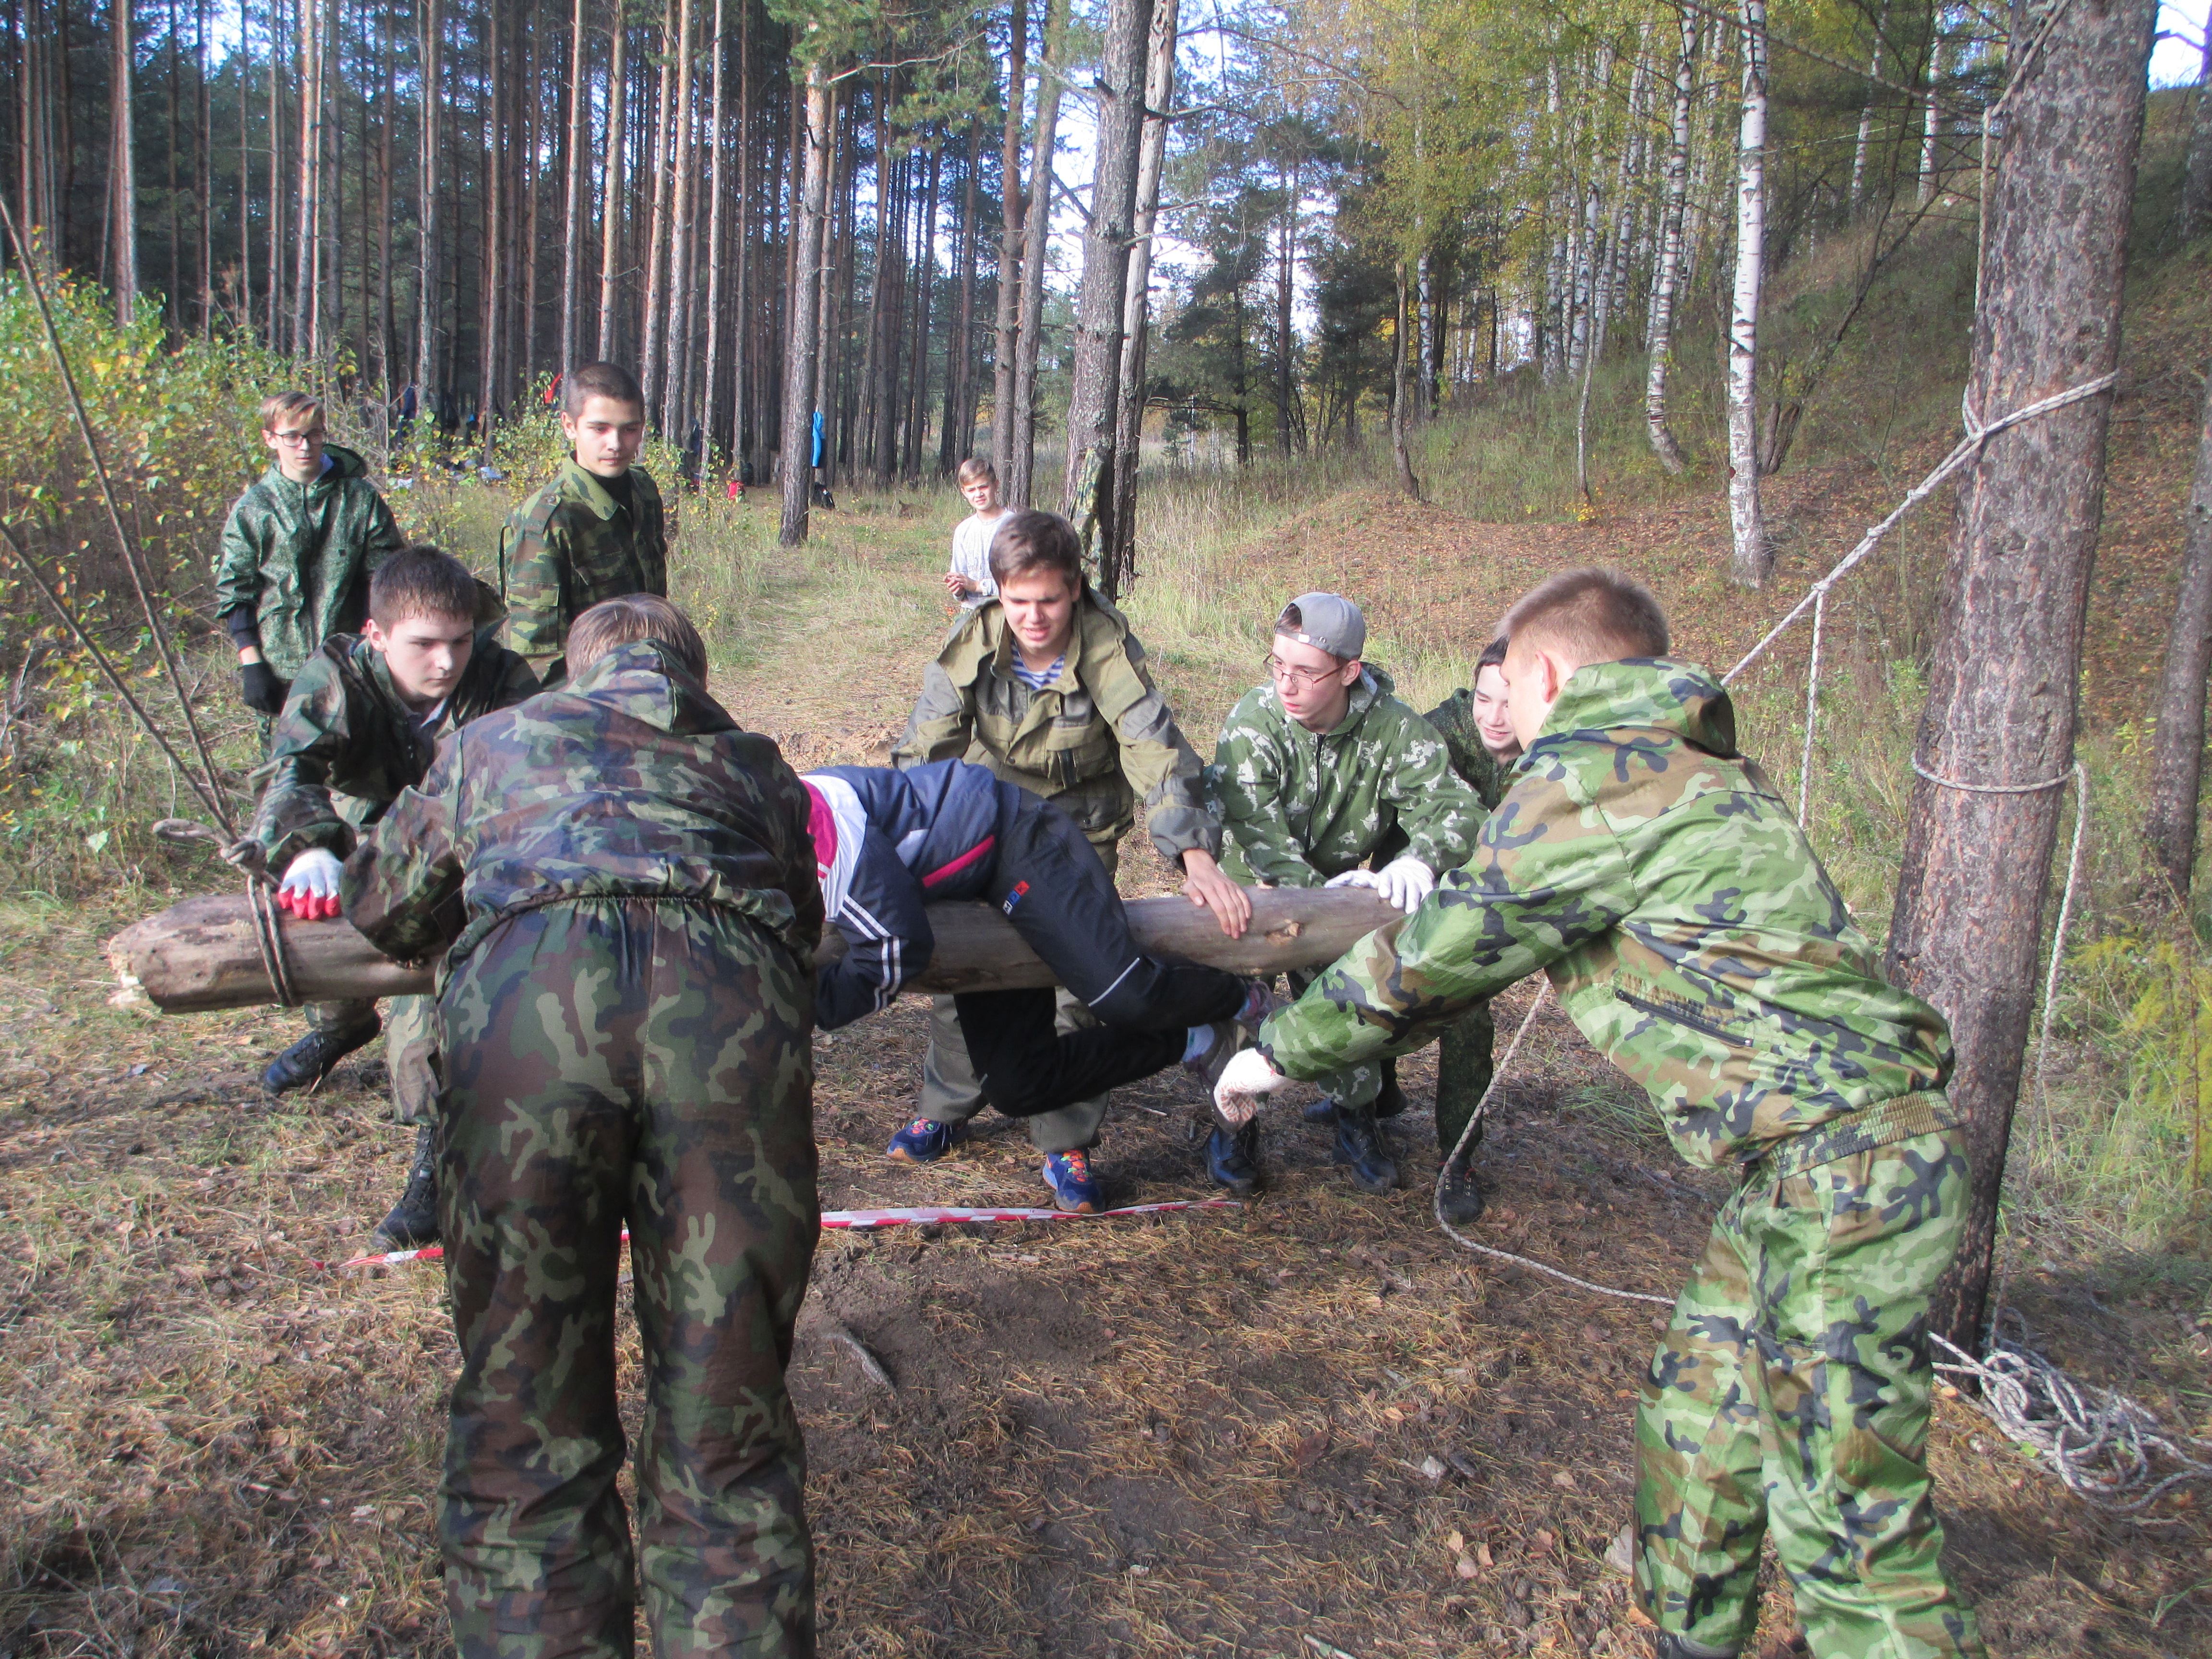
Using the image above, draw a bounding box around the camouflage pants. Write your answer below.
[436,899,819,1659]
[307,993,439,1125]
[1431,998,1494,1157]
[1635,1128,1984,1659]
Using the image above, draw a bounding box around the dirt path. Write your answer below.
[2,480,2206,1658]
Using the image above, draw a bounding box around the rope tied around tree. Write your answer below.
[150,820,302,1010]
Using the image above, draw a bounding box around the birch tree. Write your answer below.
[1725,0,1769,587]
[1645,8,1698,474]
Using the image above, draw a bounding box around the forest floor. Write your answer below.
[4,426,2212,1659]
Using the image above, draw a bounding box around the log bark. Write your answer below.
[1883,0,2154,1351]
[110,887,1407,1015]
[2142,360,2212,906]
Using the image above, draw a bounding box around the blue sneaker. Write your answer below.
[886,1118,965,1164]
[1041,1149,1103,1214]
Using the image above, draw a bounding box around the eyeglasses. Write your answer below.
[270,427,325,447]
[1264,653,1341,691]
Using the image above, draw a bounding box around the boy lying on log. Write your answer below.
[805,757,1272,1212]
[1214,568,1986,1659]
[251,544,538,1250]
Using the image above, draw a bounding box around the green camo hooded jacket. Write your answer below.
[1205,667,1484,887]
[496,458,668,685]
[1259,659,1958,1170]
[213,445,406,680]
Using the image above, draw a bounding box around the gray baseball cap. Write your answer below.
[1275,592,1366,661]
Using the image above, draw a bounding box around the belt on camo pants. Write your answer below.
[1741,1091,1963,1183]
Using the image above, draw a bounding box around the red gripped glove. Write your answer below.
[276,848,345,921]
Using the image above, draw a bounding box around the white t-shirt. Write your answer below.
[950,512,1002,607]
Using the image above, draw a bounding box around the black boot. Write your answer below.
[373,1124,440,1250]
[1437,1147,1485,1226]
[261,1017,381,1096]
[1332,1103,1400,1194]
[1205,1119,1262,1197]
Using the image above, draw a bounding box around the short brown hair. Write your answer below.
[1477,634,1510,672]
[1500,569,1668,667]
[369,544,478,629]
[567,594,708,682]
[259,390,324,432]
[956,457,998,491]
[561,361,645,419]
[988,509,1084,591]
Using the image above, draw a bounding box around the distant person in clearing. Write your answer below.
[497,360,667,688]
[1217,568,1985,1659]
[944,457,1005,609]
[252,545,537,1246]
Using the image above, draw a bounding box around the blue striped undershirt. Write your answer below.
[1010,653,1065,692]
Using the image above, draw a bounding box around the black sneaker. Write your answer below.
[373,1123,440,1250]
[1437,1151,1485,1226]
[1332,1105,1400,1195]
[1205,1120,1262,1197]
[261,1018,382,1096]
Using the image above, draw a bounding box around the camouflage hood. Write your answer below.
[559,637,728,735]
[1528,658,1739,765]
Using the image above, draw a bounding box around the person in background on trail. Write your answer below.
[343,594,822,1659]
[497,360,666,690]
[215,390,406,724]
[806,757,1272,1126]
[1398,632,1522,1223]
[890,509,1250,1214]
[1217,568,1984,1659]
[1202,592,1483,1202]
[944,457,1005,609]
[252,545,539,1243]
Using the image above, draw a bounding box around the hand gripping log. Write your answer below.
[106,886,1405,1014]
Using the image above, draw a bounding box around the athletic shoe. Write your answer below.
[261,1017,381,1096]
[1436,1149,1485,1226]
[886,1118,966,1164]
[1041,1149,1102,1214]
[1205,1121,1262,1198]
[373,1123,441,1250]
[1332,1105,1400,1195]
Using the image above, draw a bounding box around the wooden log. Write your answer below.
[108,887,1404,1014]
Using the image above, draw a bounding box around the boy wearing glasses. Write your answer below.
[216,391,406,721]
[1204,593,1482,1197]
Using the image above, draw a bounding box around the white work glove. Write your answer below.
[1323,869,1380,891]
[1375,856,1435,914]
[277,847,345,920]
[1214,1046,1288,1128]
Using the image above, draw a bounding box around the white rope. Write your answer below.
[1796,589,1825,827]
[1931,1312,2212,1512]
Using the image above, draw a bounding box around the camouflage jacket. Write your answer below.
[251,611,540,871]
[1422,688,1512,811]
[890,591,1220,864]
[1205,668,1483,888]
[213,445,406,680]
[1260,660,1959,1170]
[496,459,669,685]
[344,638,821,974]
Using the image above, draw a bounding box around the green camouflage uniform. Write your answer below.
[214,444,406,683]
[1205,668,1482,1118]
[252,611,538,1123]
[497,459,669,687]
[893,590,1220,1152]
[344,639,822,1659]
[1259,660,1983,1659]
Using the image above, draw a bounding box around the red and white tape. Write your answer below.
[327,1197,1242,1270]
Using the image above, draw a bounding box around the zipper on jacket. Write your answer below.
[1615,987,1742,1046]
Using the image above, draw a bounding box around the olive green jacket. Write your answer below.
[213,444,406,681]
[497,458,668,686]
[890,592,1221,865]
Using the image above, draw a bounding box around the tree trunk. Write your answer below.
[699,0,727,462]
[413,0,437,403]
[1850,25,1883,210]
[905,138,941,480]
[638,0,675,422]
[1273,156,1296,457]
[559,0,588,373]
[2143,362,2212,906]
[1646,9,1698,474]
[109,0,136,325]
[289,0,318,352]
[1725,0,1770,586]
[1058,0,1150,562]
[940,121,980,475]
[991,0,1026,481]
[372,7,392,379]
[778,55,829,546]
[1107,0,1176,593]
[1389,260,1420,500]
[594,11,623,360]
[1007,0,1064,508]
[2181,25,2211,241]
[1884,0,2154,1352]
[1918,5,1943,205]
[661,0,694,441]
[480,6,503,445]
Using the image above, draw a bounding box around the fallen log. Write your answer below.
[108,886,1403,1014]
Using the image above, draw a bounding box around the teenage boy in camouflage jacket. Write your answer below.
[342,596,821,1659]
[215,391,405,716]
[890,508,1249,1214]
[1216,569,1984,1659]
[1204,592,1482,1200]
[252,545,538,1249]
[498,361,667,688]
